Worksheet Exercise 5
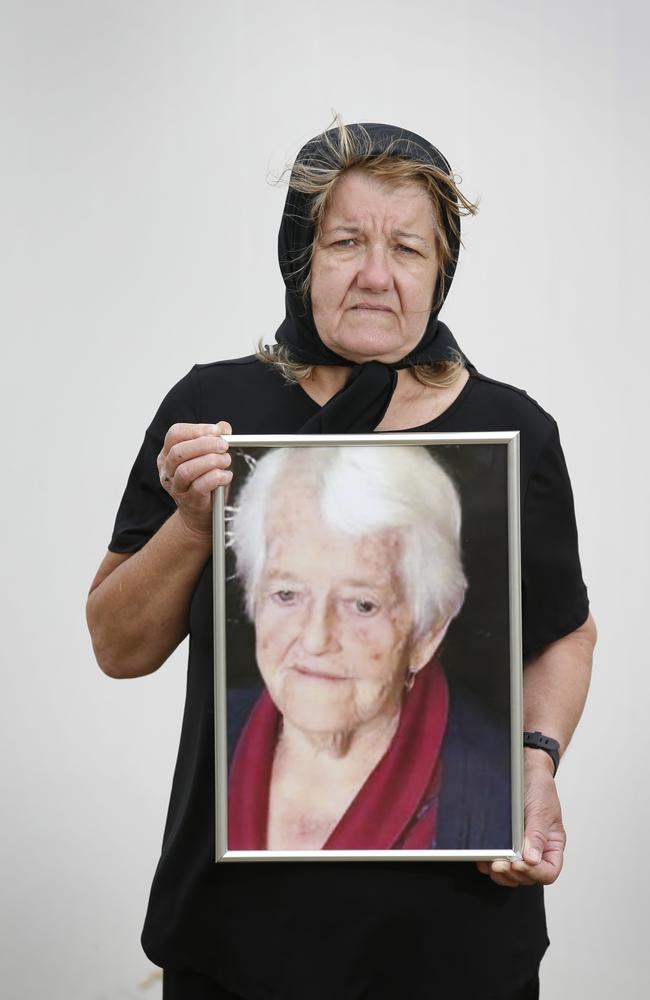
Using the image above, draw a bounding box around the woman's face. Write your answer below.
[254,476,437,741]
[309,168,439,364]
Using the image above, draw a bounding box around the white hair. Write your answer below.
[227,446,467,639]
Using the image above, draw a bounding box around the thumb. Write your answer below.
[523,827,546,865]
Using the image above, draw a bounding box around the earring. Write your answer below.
[404,669,416,693]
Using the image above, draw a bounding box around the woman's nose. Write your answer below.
[300,599,337,655]
[356,244,392,292]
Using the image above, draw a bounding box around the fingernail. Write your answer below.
[527,847,541,864]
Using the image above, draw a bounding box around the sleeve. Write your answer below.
[521,421,590,656]
[108,366,201,554]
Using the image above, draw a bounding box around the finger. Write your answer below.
[522,839,542,866]
[161,422,227,460]
[214,420,232,436]
[171,452,232,494]
[512,851,563,886]
[490,862,539,887]
[184,465,233,497]
[476,862,491,875]
[507,862,556,886]
[165,435,229,475]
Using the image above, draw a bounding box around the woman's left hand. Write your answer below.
[476,749,566,887]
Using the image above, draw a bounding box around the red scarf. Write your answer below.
[228,659,449,851]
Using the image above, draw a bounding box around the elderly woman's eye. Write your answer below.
[272,589,297,604]
[353,598,379,615]
[397,244,418,255]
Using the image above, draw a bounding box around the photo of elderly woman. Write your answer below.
[222,442,513,854]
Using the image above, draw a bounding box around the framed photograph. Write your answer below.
[212,432,523,862]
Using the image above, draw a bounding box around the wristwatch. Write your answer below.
[523,731,560,776]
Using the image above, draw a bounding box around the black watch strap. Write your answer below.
[523,730,560,776]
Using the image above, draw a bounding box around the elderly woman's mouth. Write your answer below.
[292,666,350,681]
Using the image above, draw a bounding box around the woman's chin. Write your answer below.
[322,329,412,365]
[279,688,355,746]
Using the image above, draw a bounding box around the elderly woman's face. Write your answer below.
[309,168,439,364]
[254,477,434,739]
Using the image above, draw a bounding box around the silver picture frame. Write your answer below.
[213,432,523,862]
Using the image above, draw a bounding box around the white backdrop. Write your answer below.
[2,1,648,997]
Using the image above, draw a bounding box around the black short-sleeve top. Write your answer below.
[108,357,589,1000]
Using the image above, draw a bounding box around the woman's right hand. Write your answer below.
[157,421,233,538]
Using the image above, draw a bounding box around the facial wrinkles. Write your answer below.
[324,175,434,241]
[327,216,430,276]
[330,211,428,246]
[308,172,440,368]
[255,485,414,734]
[261,531,409,658]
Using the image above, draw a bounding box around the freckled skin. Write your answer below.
[254,477,431,744]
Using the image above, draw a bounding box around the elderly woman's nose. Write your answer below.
[300,599,337,654]
[356,244,392,290]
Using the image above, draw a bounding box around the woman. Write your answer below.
[87,119,596,1000]
[226,444,509,852]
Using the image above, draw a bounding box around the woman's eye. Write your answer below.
[332,240,417,254]
[272,590,297,604]
[352,599,379,616]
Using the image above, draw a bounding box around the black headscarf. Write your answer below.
[274,122,467,433]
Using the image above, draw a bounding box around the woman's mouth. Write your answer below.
[292,666,349,681]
